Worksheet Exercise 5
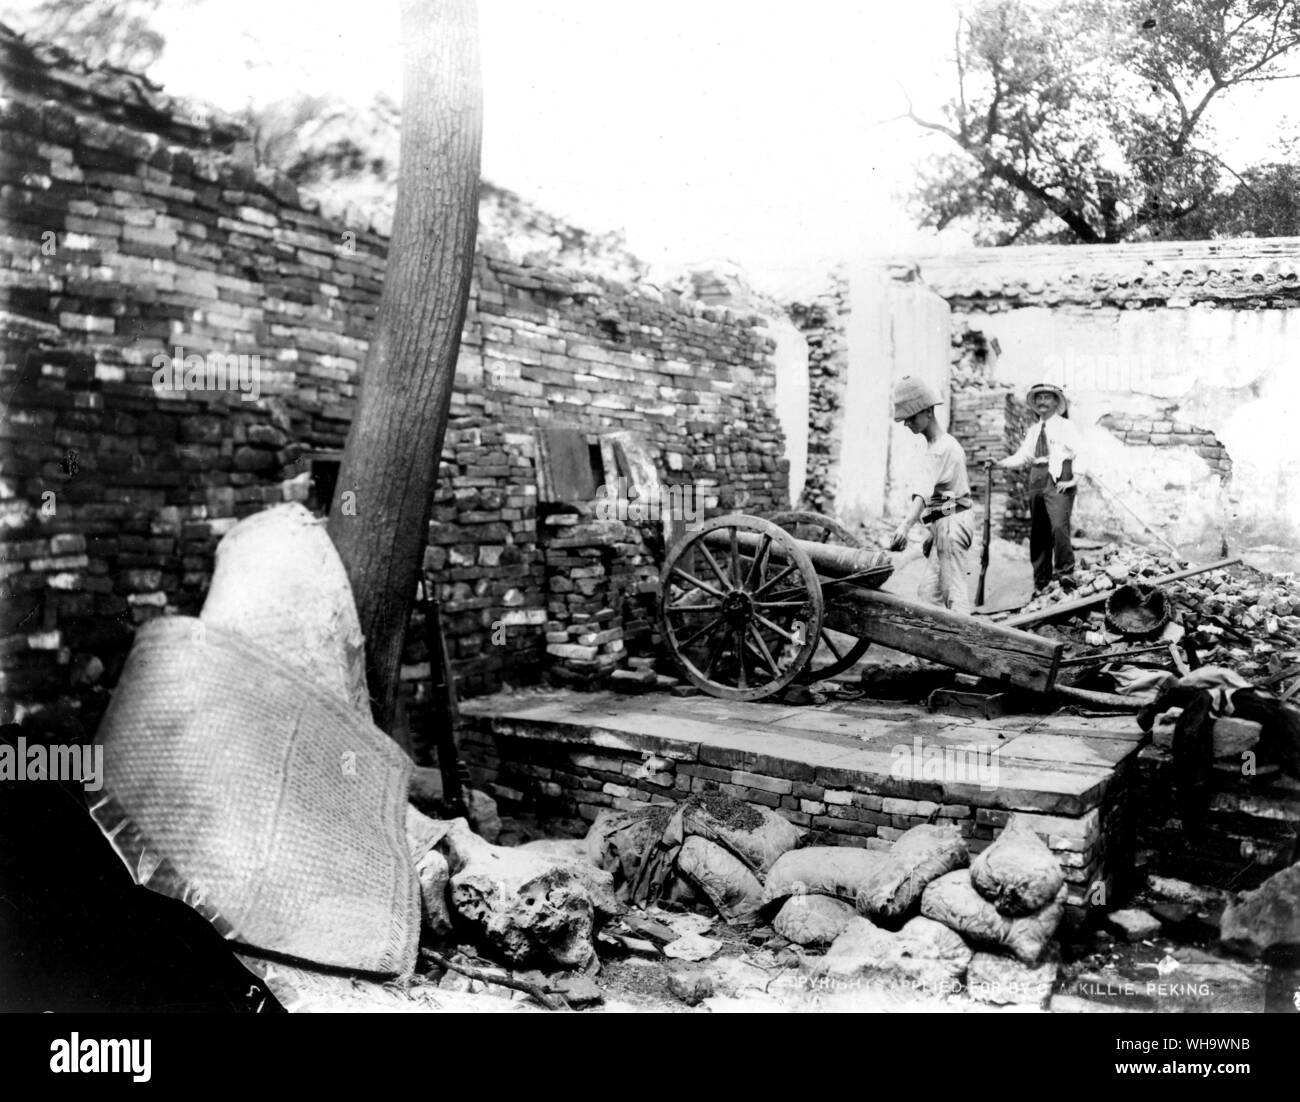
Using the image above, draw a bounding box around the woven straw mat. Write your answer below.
[90,615,419,978]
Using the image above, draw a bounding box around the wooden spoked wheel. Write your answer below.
[768,510,872,683]
[658,514,824,701]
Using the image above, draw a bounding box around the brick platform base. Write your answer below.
[458,689,1147,924]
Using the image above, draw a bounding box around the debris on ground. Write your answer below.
[1218,861,1300,958]
[1004,550,1300,691]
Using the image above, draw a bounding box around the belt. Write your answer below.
[922,502,971,524]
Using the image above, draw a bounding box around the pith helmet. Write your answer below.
[1026,382,1068,414]
[892,376,943,421]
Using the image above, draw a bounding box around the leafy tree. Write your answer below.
[905,0,1300,244]
[2,0,168,73]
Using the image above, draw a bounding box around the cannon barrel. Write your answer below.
[702,527,893,583]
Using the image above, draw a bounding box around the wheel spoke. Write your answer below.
[819,629,844,662]
[729,528,740,587]
[671,567,724,599]
[744,534,771,590]
[753,563,799,598]
[747,625,780,677]
[677,615,726,650]
[753,599,808,610]
[696,543,733,591]
[754,613,799,643]
[667,600,721,613]
[702,629,729,678]
[734,627,747,688]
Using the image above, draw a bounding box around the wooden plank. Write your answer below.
[824,588,1064,693]
[1000,557,1241,630]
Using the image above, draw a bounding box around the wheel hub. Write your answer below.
[721,590,752,626]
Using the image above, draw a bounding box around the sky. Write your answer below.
[24,0,1300,298]
[143,0,970,296]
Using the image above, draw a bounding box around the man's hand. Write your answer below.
[1055,478,1077,491]
[982,458,995,471]
[889,524,911,552]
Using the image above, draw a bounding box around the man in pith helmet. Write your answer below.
[888,376,974,615]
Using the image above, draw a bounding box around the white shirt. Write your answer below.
[1002,413,1086,481]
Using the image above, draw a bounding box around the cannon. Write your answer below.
[657,512,1064,701]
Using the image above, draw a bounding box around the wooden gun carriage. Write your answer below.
[657,512,1064,701]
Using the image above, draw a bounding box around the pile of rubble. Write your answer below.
[1010,545,1300,686]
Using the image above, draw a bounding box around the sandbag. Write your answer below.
[763,846,891,907]
[584,807,671,893]
[773,894,858,947]
[681,791,805,874]
[200,502,370,717]
[970,814,1065,917]
[920,869,1065,965]
[676,835,764,922]
[856,823,968,921]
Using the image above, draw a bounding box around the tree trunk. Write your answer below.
[327,0,482,734]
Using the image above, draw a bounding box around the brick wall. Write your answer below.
[0,30,789,737]
[1095,414,1233,479]
[789,269,847,515]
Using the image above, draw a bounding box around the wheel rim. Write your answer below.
[658,514,823,701]
[768,510,872,683]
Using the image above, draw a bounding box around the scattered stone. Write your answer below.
[1107,908,1163,942]
[1147,875,1233,910]
[551,974,604,1008]
[1149,902,1195,929]
[618,936,660,957]
[620,913,677,945]
[663,932,722,962]
[1220,862,1300,958]
[670,685,701,698]
[611,667,656,693]
[666,967,714,1006]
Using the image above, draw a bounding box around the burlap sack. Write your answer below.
[855,823,968,921]
[773,894,858,947]
[920,869,1065,965]
[91,616,419,977]
[970,814,1065,917]
[763,846,891,907]
[676,835,765,922]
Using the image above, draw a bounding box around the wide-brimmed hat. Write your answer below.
[1026,382,1068,414]
[892,376,943,421]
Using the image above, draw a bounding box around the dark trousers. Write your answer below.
[1028,481,1075,589]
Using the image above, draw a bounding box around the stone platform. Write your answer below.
[458,688,1148,920]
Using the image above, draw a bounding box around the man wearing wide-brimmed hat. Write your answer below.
[997,382,1086,595]
[888,376,974,614]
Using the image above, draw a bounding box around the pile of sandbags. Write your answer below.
[921,814,1065,966]
[781,817,1065,1004]
[584,792,806,922]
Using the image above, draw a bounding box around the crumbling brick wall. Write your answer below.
[1096,414,1232,480]
[789,268,847,515]
[0,29,789,736]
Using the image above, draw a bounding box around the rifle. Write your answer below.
[420,579,470,820]
[975,460,993,608]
